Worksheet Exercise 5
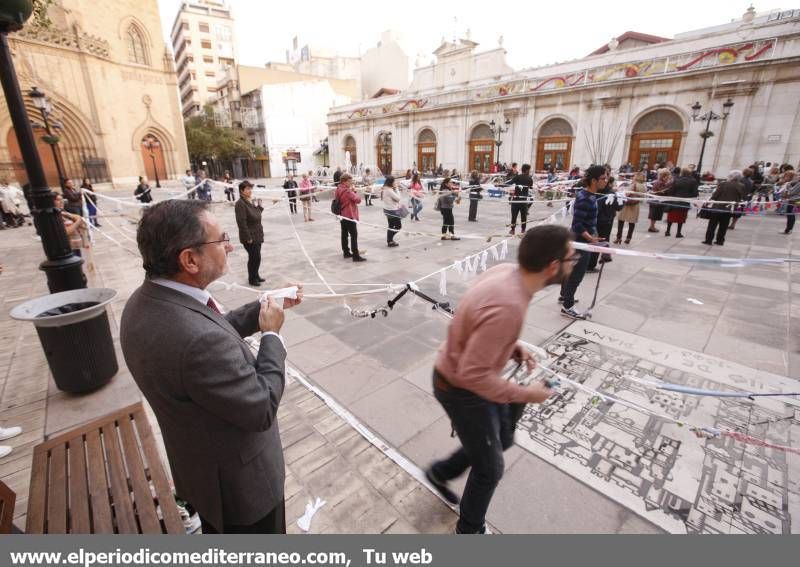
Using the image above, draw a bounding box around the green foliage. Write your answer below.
[32,0,54,28]
[184,106,261,163]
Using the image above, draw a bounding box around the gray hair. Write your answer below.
[727,170,743,182]
[137,200,210,278]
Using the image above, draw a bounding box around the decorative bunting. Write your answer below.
[439,270,447,296]
[480,250,489,272]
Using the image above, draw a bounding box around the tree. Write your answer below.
[32,0,56,27]
[184,106,263,172]
[583,115,623,167]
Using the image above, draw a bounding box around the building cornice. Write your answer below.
[328,55,799,128]
[328,34,799,125]
[10,24,110,60]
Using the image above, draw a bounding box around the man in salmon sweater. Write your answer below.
[426,224,578,534]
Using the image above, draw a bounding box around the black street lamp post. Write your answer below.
[141,137,162,188]
[0,5,86,292]
[489,117,511,167]
[28,86,65,186]
[690,98,734,177]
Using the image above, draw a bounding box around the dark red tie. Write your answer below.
[206,298,221,314]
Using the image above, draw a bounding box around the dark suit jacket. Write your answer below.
[234,197,264,244]
[120,280,286,532]
[710,181,744,210]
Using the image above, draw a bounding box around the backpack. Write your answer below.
[331,197,341,215]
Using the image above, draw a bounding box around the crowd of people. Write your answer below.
[2,149,797,536]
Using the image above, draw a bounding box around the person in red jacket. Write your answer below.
[335,173,366,262]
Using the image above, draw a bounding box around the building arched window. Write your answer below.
[127,25,148,65]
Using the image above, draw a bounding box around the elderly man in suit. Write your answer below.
[120,199,302,534]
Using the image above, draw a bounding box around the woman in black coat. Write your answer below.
[234,180,265,286]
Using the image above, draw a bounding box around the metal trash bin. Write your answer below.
[10,288,118,393]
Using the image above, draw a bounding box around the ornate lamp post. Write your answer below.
[141,136,162,187]
[489,117,511,167]
[28,86,66,186]
[690,98,734,177]
[0,1,85,292]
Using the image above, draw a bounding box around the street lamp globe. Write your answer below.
[28,86,47,110]
[0,0,33,33]
[722,98,734,116]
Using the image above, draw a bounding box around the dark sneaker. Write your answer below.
[343,252,353,258]
[454,525,493,534]
[353,256,367,262]
[450,236,461,241]
[561,307,587,320]
[701,240,712,245]
[388,242,399,247]
[558,298,579,304]
[425,468,460,505]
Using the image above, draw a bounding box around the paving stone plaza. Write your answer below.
[1,181,797,533]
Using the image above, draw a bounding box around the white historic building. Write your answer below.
[327,8,800,176]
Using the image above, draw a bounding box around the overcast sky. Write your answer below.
[158,0,760,72]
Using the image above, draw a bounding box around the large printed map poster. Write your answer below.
[517,321,800,533]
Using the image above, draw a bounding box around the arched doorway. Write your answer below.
[628,109,683,169]
[5,98,107,186]
[417,128,436,173]
[6,127,60,187]
[140,134,166,185]
[343,135,357,169]
[376,131,392,175]
[469,124,494,173]
[536,118,573,171]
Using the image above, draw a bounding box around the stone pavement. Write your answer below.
[0,182,797,533]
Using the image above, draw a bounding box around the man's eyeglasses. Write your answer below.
[562,252,582,265]
[189,232,231,249]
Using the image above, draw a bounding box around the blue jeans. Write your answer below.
[431,371,517,534]
[411,198,423,220]
[559,247,590,309]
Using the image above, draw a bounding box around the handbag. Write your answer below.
[698,204,711,219]
[397,205,409,219]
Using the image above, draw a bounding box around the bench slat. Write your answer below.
[46,444,67,533]
[25,449,48,533]
[85,429,113,534]
[67,434,91,534]
[133,409,184,534]
[101,420,138,533]
[26,402,181,534]
[118,416,161,533]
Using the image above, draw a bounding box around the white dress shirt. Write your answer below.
[151,278,285,348]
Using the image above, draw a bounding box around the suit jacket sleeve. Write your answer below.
[182,333,286,432]
[224,301,260,338]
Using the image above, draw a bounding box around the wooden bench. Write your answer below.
[0,479,16,534]
[26,402,184,534]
